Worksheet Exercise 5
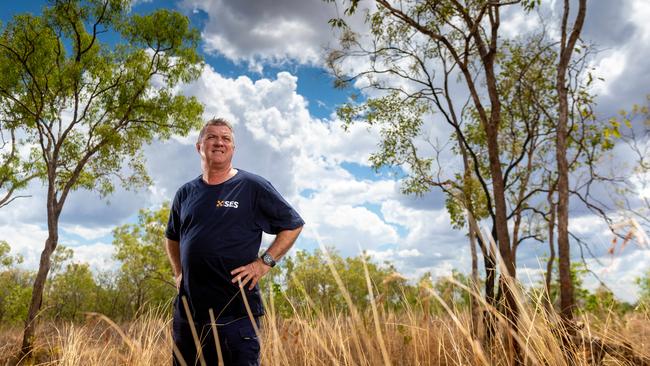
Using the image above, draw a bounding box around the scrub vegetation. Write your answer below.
[2,0,650,365]
[0,225,649,365]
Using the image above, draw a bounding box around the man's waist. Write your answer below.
[175,296,265,322]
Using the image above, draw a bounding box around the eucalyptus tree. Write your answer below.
[0,0,204,356]
[46,261,98,321]
[0,27,40,209]
[324,0,604,360]
[613,97,650,235]
[0,241,29,324]
[112,204,176,319]
[326,4,551,354]
[0,124,38,208]
[326,5,545,343]
[555,0,587,325]
[331,26,587,335]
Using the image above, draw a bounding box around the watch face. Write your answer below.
[263,253,275,267]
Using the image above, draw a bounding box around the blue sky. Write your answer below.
[1,0,649,302]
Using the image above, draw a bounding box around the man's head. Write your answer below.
[197,118,235,144]
[196,118,235,168]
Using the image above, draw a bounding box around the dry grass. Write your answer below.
[0,311,174,366]
[1,289,648,366]
[1,248,648,365]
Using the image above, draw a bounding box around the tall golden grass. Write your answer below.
[1,265,648,366]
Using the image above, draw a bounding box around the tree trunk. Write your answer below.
[484,65,520,365]
[556,93,574,324]
[480,24,518,358]
[479,230,497,341]
[21,201,60,357]
[556,0,587,327]
[468,215,481,340]
[511,145,536,264]
[457,123,482,340]
[545,188,557,313]
[511,215,521,264]
[484,98,515,278]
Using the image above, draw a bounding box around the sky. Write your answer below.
[0,0,649,302]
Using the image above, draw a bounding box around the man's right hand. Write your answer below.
[165,239,182,292]
[175,273,182,291]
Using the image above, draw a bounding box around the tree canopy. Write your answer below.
[0,0,205,355]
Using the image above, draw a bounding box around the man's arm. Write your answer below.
[231,225,303,290]
[165,238,182,290]
[263,226,303,263]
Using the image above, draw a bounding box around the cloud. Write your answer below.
[155,65,469,270]
[584,248,650,303]
[158,0,650,302]
[563,0,650,118]
[381,199,460,246]
[131,0,152,6]
[0,221,117,273]
[180,0,364,68]
[3,0,649,304]
[0,223,48,268]
[1,65,397,271]
[500,6,541,38]
[161,66,405,254]
[59,188,148,227]
[165,66,386,190]
[569,215,610,237]
[0,183,45,225]
[61,224,113,241]
[579,0,638,49]
[71,243,117,273]
[0,167,154,231]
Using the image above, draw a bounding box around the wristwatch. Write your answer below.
[260,251,276,267]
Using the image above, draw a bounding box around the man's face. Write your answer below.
[196,125,235,166]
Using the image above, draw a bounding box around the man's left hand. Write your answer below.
[230,259,271,290]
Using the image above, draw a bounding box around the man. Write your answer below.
[165,118,304,365]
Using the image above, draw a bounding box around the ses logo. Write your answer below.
[216,200,239,208]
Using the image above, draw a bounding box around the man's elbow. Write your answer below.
[291,225,303,236]
[279,225,303,239]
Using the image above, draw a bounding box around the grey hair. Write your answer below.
[197,117,234,144]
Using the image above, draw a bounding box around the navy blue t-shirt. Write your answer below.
[165,169,304,321]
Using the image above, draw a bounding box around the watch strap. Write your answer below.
[261,251,276,267]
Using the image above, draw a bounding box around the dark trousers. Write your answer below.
[172,315,261,366]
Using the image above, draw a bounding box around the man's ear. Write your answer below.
[196,143,201,153]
